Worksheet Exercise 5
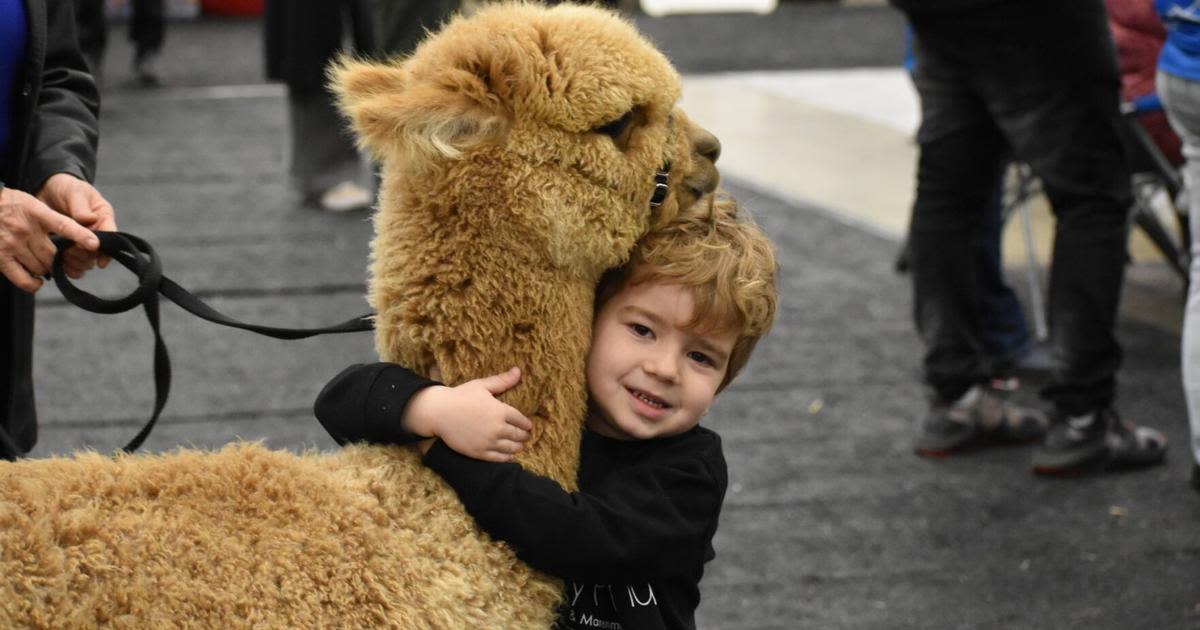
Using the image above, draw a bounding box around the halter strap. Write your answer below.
[52,232,373,453]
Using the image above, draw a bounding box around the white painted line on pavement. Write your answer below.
[728,68,918,135]
[103,83,285,104]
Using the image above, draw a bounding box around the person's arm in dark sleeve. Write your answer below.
[422,438,724,583]
[314,363,440,446]
[25,0,100,191]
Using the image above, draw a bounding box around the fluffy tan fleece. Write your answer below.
[0,3,720,627]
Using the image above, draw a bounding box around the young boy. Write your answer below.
[315,196,778,630]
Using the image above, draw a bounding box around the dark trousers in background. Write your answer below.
[371,0,458,57]
[285,91,364,199]
[0,284,36,459]
[129,0,164,60]
[905,0,1132,416]
[73,0,107,66]
[973,176,1034,366]
[72,0,164,64]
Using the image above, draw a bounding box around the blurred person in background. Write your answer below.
[1155,0,1200,491]
[898,28,1051,382]
[893,0,1168,475]
[1,0,118,459]
[370,0,458,58]
[72,0,167,85]
[1109,0,1183,164]
[264,0,374,213]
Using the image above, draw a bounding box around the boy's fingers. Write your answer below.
[481,451,515,463]
[491,439,524,455]
[502,424,531,443]
[480,367,522,395]
[506,408,533,432]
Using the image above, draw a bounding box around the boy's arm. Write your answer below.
[421,434,726,583]
[315,364,531,461]
[314,363,439,446]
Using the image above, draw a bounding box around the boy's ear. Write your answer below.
[329,57,509,162]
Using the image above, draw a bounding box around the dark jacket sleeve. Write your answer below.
[314,363,440,446]
[23,0,99,191]
[421,435,726,583]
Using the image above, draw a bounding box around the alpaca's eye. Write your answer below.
[595,111,634,138]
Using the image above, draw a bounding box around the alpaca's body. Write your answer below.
[0,444,560,627]
[0,4,719,626]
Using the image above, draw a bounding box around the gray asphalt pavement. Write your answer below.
[27,7,1200,629]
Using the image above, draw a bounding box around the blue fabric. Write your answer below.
[1129,92,1165,114]
[1158,0,1200,81]
[903,26,916,74]
[0,0,27,164]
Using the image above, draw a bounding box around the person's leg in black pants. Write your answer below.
[72,0,108,78]
[0,284,37,459]
[907,0,1166,472]
[130,0,164,85]
[906,32,1048,456]
[908,42,1007,402]
[973,172,1038,369]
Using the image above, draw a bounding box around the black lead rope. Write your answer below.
[51,231,374,453]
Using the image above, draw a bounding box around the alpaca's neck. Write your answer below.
[370,175,598,488]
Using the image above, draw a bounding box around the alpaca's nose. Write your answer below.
[693,129,721,165]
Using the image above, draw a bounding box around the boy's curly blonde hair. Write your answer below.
[595,194,779,392]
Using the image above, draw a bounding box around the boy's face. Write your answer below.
[585,280,737,441]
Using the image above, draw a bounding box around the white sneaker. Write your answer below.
[319,181,372,213]
[133,52,161,86]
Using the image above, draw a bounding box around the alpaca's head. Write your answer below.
[332,2,720,279]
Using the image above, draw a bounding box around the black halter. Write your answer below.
[649,163,671,208]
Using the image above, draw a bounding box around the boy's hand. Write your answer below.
[405,367,533,462]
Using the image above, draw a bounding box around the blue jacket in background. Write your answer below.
[1158,0,1200,80]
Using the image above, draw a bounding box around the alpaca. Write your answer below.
[0,4,721,627]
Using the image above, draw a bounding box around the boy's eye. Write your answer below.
[629,323,653,338]
[688,351,714,366]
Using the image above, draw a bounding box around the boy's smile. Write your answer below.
[585,280,737,441]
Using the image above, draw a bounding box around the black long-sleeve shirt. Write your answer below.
[315,363,729,630]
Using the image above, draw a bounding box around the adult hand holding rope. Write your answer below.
[36,172,117,274]
[0,181,103,292]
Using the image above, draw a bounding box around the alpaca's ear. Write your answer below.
[330,57,508,162]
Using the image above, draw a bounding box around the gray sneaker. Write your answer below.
[915,379,1048,457]
[1032,407,1166,476]
[133,51,161,87]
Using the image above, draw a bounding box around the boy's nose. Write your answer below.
[642,353,679,383]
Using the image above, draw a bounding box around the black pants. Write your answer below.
[904,0,1132,416]
[72,0,164,62]
[371,0,457,57]
[0,283,36,459]
[129,0,165,59]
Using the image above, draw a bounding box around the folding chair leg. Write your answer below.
[1131,197,1189,281]
[1016,199,1049,342]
